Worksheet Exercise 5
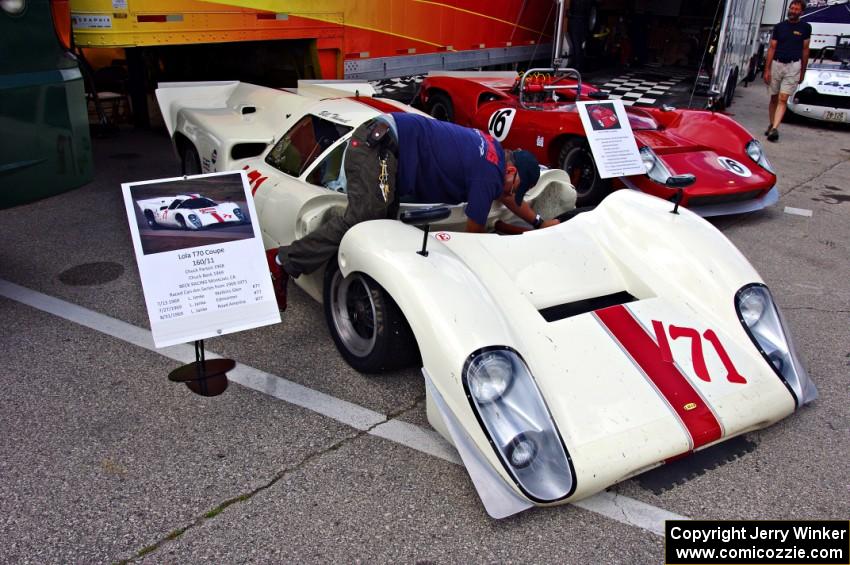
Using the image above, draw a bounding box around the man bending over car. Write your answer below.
[276,112,558,288]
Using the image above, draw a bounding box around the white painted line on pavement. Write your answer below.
[784,206,813,217]
[0,278,687,534]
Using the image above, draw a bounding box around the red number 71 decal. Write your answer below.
[652,321,747,384]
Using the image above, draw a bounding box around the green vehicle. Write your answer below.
[0,0,92,208]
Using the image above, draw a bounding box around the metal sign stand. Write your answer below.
[167,339,235,397]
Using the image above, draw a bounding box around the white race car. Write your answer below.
[157,81,817,519]
[136,193,246,230]
[788,58,850,124]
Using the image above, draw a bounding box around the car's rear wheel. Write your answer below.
[144,210,159,229]
[558,138,610,207]
[426,92,454,122]
[323,260,418,373]
[181,143,202,175]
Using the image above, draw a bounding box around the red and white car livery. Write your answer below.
[136,193,245,230]
[421,69,779,215]
[156,81,815,519]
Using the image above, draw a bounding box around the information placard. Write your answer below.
[122,171,280,348]
[576,100,645,179]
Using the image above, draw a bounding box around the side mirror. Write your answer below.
[399,206,452,257]
[666,174,696,188]
[399,206,452,225]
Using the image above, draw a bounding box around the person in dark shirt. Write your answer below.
[276,112,558,284]
[763,0,811,142]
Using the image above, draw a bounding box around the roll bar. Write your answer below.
[518,67,582,110]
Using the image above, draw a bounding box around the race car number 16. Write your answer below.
[488,108,516,142]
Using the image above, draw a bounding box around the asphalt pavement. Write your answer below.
[0,83,848,564]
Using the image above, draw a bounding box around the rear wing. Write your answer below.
[296,80,377,99]
[155,81,310,141]
[135,197,172,212]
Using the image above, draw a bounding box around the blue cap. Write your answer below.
[512,150,541,205]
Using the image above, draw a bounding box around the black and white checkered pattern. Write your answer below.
[597,72,691,106]
[370,75,424,101]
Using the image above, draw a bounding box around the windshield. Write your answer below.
[265,114,353,177]
[626,108,659,131]
[179,198,218,209]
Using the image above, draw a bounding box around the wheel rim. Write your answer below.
[564,149,596,196]
[330,270,377,357]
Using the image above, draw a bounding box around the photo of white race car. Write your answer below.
[157,81,817,519]
[136,193,246,230]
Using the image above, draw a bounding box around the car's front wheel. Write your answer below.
[558,138,610,207]
[426,92,454,122]
[323,260,418,373]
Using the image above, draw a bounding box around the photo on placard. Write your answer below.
[586,102,621,131]
[129,172,254,255]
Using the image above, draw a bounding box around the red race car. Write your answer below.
[420,68,778,214]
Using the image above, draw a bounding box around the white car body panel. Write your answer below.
[338,190,806,514]
[788,64,850,123]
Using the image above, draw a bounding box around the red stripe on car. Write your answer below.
[210,212,225,223]
[595,305,722,451]
[354,97,408,114]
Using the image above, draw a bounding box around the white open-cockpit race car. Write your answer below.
[157,81,817,519]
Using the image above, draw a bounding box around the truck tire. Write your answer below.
[723,68,739,109]
[181,143,201,175]
[323,260,419,373]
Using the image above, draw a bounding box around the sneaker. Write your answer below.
[764,125,772,136]
[767,128,779,142]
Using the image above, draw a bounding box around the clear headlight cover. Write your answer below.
[745,139,774,173]
[735,284,818,407]
[463,347,574,502]
[639,146,672,184]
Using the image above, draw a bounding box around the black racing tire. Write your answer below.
[176,215,187,230]
[144,210,159,230]
[323,260,419,373]
[558,138,610,207]
[181,143,202,176]
[426,92,455,122]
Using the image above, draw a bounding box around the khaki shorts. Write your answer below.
[769,60,801,96]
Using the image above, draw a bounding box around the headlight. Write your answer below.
[463,347,574,502]
[735,284,818,407]
[233,207,244,219]
[0,0,26,15]
[467,353,513,403]
[745,139,774,173]
[639,146,672,184]
[188,214,202,228]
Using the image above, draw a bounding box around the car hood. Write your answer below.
[405,192,794,498]
[634,130,774,191]
[799,66,850,95]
